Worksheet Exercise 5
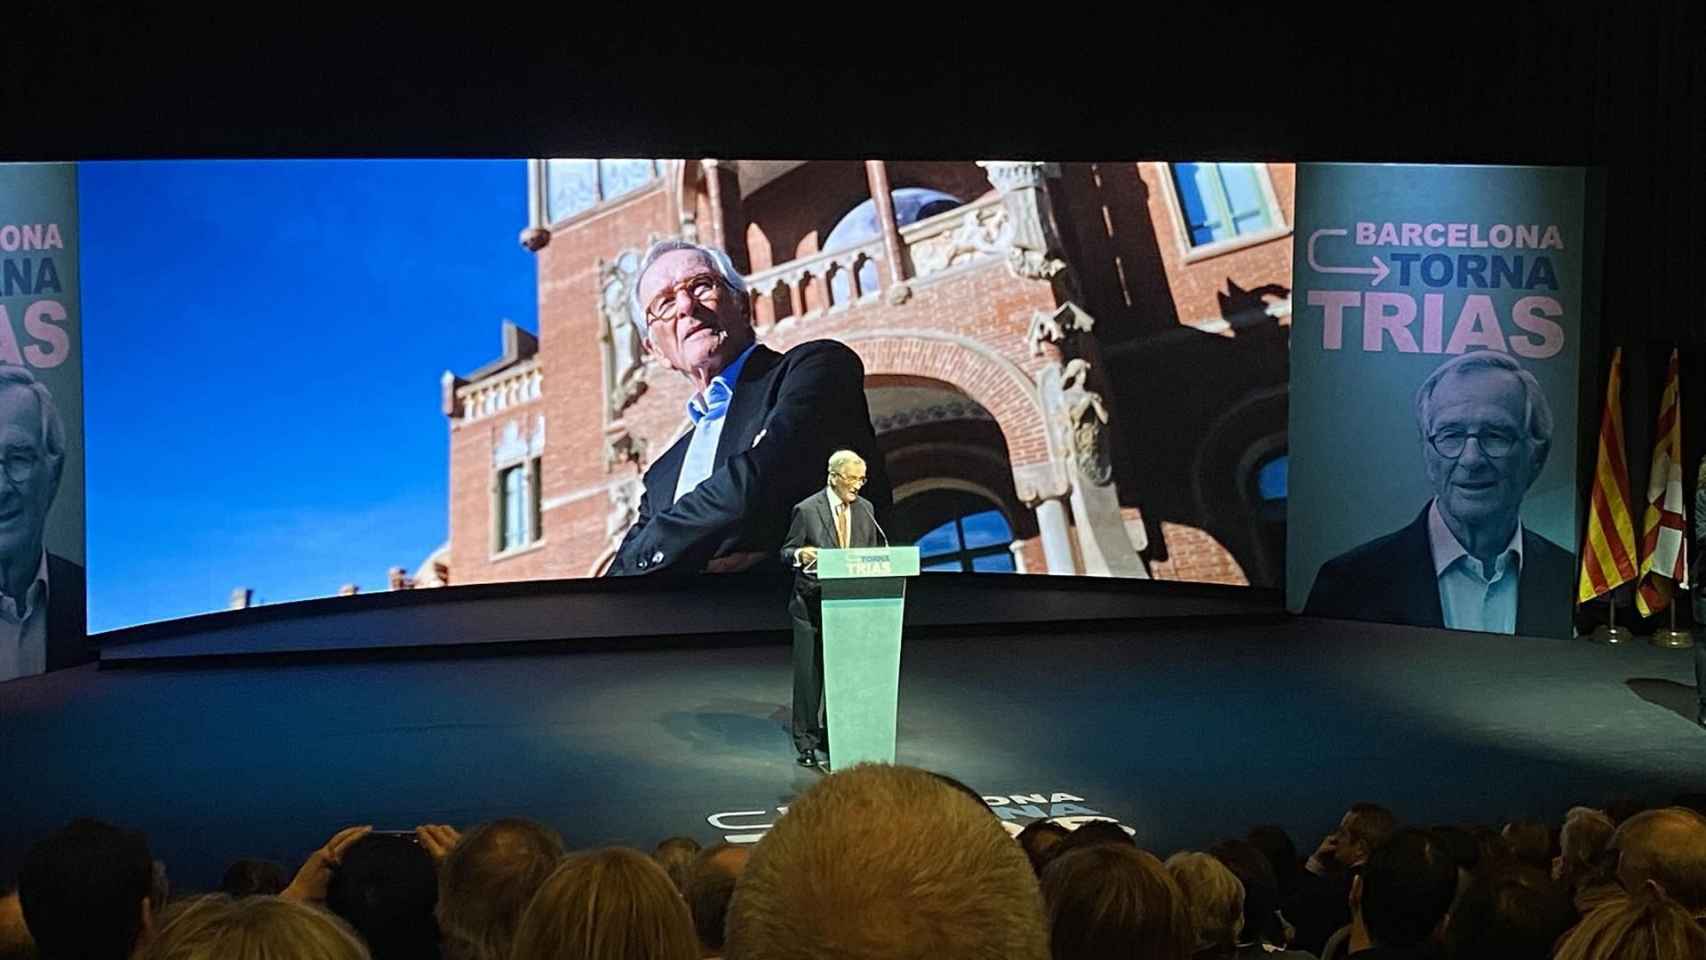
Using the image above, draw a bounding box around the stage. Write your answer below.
[4,611,1703,891]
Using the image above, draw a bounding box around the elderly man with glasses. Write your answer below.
[604,240,890,580]
[1305,351,1574,635]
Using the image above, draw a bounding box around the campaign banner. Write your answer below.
[1287,163,1587,639]
[0,163,85,680]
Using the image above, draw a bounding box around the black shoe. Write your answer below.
[796,750,817,767]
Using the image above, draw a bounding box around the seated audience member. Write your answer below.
[1017,821,1071,878]
[1206,840,1312,958]
[1050,819,1138,859]
[1164,851,1247,958]
[1425,826,1478,904]
[1440,864,1575,960]
[684,843,749,959]
[724,764,1048,960]
[1551,892,1706,960]
[1500,819,1551,871]
[1246,825,1302,902]
[1292,803,1398,955]
[653,837,702,895]
[218,860,286,898]
[139,894,370,960]
[324,833,442,960]
[1610,806,1706,917]
[1467,826,1516,875]
[1044,845,1192,960]
[0,883,35,960]
[18,818,162,960]
[1554,807,1620,912]
[1346,828,1457,959]
[512,848,698,960]
[436,818,564,960]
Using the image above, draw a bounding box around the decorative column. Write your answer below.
[976,161,1068,284]
[1013,461,1077,575]
[520,159,551,252]
[864,160,910,297]
[702,160,749,272]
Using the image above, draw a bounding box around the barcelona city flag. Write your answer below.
[1635,349,1688,615]
[1578,349,1639,603]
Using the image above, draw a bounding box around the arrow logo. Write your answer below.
[1307,228,1390,286]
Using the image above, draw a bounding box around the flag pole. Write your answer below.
[1594,588,1633,644]
[1651,601,1694,648]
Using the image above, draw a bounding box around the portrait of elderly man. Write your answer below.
[604,240,890,577]
[1305,350,1573,635]
[0,365,87,682]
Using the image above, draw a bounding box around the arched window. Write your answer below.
[918,508,1016,573]
[824,187,964,300]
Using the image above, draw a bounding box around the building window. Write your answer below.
[545,159,659,224]
[496,458,542,553]
[1167,162,1282,250]
[918,508,1017,573]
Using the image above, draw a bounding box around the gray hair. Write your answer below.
[630,239,751,331]
[1413,351,1554,461]
[1164,851,1245,953]
[828,449,865,476]
[0,365,66,489]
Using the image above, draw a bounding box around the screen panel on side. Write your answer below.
[74,158,1295,634]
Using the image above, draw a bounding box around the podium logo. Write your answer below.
[706,789,1131,844]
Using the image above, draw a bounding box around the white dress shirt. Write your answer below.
[673,342,759,504]
[1428,499,1523,633]
[0,551,51,682]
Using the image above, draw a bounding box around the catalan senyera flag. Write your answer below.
[1636,349,1688,615]
[1579,348,1639,603]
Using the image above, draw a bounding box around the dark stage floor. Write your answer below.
[4,617,1704,890]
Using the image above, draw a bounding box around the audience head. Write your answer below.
[1042,845,1192,960]
[724,763,1048,960]
[436,818,564,960]
[1610,806,1706,913]
[929,772,996,816]
[1502,818,1553,870]
[652,837,702,894]
[1243,825,1300,896]
[1050,819,1137,860]
[1206,838,1282,947]
[1552,892,1706,960]
[324,833,440,960]
[1471,824,1518,873]
[512,847,697,960]
[1443,864,1576,960]
[684,843,749,958]
[139,894,370,960]
[18,818,159,960]
[1557,807,1618,884]
[1352,828,1457,949]
[0,883,33,960]
[1335,803,1398,869]
[1163,851,1244,955]
[218,860,285,898]
[1016,821,1070,878]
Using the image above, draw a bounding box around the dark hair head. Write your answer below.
[1357,828,1458,948]
[683,843,748,954]
[1207,839,1280,946]
[1470,825,1517,874]
[1016,820,1071,877]
[436,819,563,960]
[1443,864,1575,960]
[18,818,155,960]
[1343,803,1399,854]
[1042,845,1192,960]
[1428,825,1480,873]
[1501,819,1552,871]
[218,860,286,898]
[651,837,701,894]
[325,834,440,960]
[1052,820,1138,860]
[1244,825,1301,896]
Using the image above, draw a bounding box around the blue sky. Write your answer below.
[80,160,538,632]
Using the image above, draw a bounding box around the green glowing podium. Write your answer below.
[816,546,920,768]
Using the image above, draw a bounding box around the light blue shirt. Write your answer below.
[1428,499,1523,633]
[673,342,759,504]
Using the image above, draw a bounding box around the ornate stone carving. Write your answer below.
[493,415,546,467]
[607,479,642,539]
[598,250,650,418]
[1026,302,1097,359]
[977,161,1069,283]
[1011,460,1071,505]
[909,206,1010,279]
[604,429,647,472]
[1061,359,1113,486]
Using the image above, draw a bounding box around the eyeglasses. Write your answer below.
[1428,428,1522,459]
[643,273,724,326]
[832,472,866,489]
[0,447,41,486]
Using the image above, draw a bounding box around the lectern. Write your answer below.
[815,546,920,768]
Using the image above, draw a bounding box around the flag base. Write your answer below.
[1591,625,1635,645]
[1650,628,1695,649]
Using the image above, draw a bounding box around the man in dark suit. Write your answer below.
[605,241,889,578]
[0,365,89,682]
[1305,351,1573,636]
[779,450,886,768]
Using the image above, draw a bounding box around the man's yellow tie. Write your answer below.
[836,502,850,548]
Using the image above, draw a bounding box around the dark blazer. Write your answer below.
[606,340,891,577]
[1303,504,1574,637]
[43,552,90,673]
[780,490,885,601]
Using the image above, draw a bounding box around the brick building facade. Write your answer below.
[436,160,1294,588]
